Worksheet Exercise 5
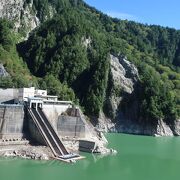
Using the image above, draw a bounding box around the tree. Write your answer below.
[39,74,75,101]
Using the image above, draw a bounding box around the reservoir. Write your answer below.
[0,133,179,180]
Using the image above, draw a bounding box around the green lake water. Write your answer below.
[0,133,180,180]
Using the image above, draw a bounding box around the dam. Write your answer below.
[0,87,92,162]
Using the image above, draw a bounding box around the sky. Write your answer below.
[84,0,180,29]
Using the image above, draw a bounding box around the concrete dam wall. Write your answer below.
[0,103,86,142]
[57,116,85,138]
[43,105,86,138]
[0,87,88,158]
[0,105,25,139]
[0,89,19,104]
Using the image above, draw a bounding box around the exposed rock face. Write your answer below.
[0,64,9,77]
[77,108,115,154]
[100,55,178,137]
[0,0,40,35]
[169,120,180,136]
[0,0,56,38]
[82,36,91,48]
[110,54,139,94]
[111,119,174,136]
[96,111,115,133]
[104,54,139,120]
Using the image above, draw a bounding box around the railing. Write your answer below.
[38,108,68,155]
[27,108,57,156]
[27,106,80,162]
[31,108,63,156]
[27,106,70,158]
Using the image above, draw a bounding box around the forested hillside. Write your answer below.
[0,0,179,125]
[0,18,36,87]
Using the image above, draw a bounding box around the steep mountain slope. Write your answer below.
[0,18,35,87]
[0,0,179,135]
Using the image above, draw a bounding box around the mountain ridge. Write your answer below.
[0,0,179,135]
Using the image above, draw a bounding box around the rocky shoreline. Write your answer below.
[96,113,180,137]
[3,149,49,160]
[1,114,179,162]
[3,118,179,162]
[0,145,51,160]
[0,136,117,161]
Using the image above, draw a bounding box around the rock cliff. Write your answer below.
[104,54,139,120]
[0,0,40,35]
[99,55,179,136]
[0,0,56,38]
[0,64,9,77]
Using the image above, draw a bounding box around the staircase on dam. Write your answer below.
[27,106,80,162]
[37,108,68,155]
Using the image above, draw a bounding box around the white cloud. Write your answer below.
[106,11,138,21]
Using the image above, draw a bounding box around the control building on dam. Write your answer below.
[0,87,87,161]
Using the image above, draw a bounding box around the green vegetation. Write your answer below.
[0,0,179,123]
[38,74,76,101]
[18,8,109,116]
[138,64,178,124]
[0,18,35,88]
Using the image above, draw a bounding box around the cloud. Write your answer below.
[106,11,138,21]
